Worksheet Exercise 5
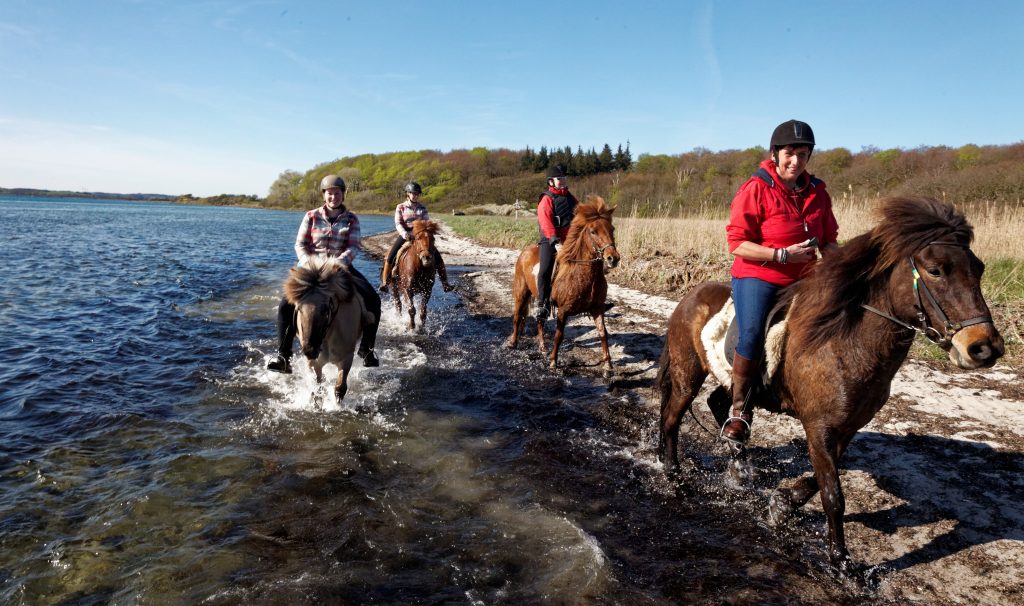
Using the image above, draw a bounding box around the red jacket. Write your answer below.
[726,159,839,286]
[537,187,577,240]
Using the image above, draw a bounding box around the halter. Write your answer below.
[568,242,616,265]
[861,241,992,348]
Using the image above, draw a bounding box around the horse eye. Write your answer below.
[926,267,942,278]
[589,229,597,236]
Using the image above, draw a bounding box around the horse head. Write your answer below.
[562,196,620,269]
[411,220,438,268]
[284,258,353,361]
[800,196,1004,370]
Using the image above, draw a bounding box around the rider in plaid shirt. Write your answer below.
[378,181,453,292]
[267,174,382,373]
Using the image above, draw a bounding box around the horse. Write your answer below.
[388,219,440,330]
[284,258,372,402]
[655,196,1004,572]
[507,196,621,374]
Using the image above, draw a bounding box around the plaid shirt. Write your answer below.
[294,204,361,265]
[394,200,429,239]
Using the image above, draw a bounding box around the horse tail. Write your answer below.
[654,341,673,412]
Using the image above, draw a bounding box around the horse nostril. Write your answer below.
[968,341,993,362]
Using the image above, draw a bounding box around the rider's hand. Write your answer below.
[786,243,817,263]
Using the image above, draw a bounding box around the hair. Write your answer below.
[785,196,973,350]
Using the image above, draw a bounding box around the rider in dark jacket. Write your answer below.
[534,164,578,321]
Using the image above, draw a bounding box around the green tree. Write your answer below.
[266,169,302,206]
[599,143,614,172]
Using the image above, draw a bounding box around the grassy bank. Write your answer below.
[442,199,1022,368]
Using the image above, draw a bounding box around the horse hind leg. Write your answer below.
[657,348,706,473]
[507,273,531,349]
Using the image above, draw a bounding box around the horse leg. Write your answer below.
[419,289,431,327]
[769,429,857,525]
[548,314,566,369]
[706,385,731,428]
[404,290,416,330]
[334,361,352,402]
[657,349,706,473]
[592,312,612,376]
[803,425,854,569]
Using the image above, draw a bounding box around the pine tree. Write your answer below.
[599,143,614,172]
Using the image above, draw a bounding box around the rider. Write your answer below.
[267,174,382,373]
[722,119,840,443]
[379,181,454,293]
[535,164,578,321]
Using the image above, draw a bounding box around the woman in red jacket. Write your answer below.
[534,164,578,321]
[722,120,840,443]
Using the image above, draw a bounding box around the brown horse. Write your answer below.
[507,196,621,374]
[284,258,372,402]
[655,196,1004,571]
[389,219,439,330]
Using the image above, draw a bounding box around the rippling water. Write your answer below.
[0,196,866,604]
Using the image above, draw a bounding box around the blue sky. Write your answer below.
[2,0,1022,197]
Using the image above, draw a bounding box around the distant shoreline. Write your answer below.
[0,188,267,206]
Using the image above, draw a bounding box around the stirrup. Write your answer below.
[720,416,751,444]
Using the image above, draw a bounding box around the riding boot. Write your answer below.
[722,353,757,443]
[379,259,392,292]
[358,319,380,367]
[436,256,454,292]
[268,298,295,373]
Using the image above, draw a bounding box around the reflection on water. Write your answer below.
[0,197,865,604]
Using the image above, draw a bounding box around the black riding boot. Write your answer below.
[722,353,757,442]
[268,297,295,373]
[351,268,382,367]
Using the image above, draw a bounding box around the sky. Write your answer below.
[2,1,1023,197]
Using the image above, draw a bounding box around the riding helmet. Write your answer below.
[320,174,347,192]
[404,181,423,194]
[770,120,815,150]
[546,164,567,179]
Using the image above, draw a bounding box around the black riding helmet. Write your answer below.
[404,181,422,195]
[546,164,567,179]
[770,120,815,151]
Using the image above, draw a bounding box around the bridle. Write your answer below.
[861,241,992,348]
[568,238,617,265]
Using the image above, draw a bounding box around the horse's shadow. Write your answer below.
[740,429,1024,572]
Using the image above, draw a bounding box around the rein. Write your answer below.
[861,241,992,347]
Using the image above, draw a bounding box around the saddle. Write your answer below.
[700,295,792,392]
[390,241,414,278]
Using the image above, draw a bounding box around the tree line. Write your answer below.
[264,142,1024,215]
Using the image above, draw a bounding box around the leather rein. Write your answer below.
[861,241,992,347]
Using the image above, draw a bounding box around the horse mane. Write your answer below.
[284,257,354,305]
[786,196,973,350]
[558,195,615,261]
[412,219,438,237]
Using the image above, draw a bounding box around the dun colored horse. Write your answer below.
[284,258,372,402]
[388,220,440,330]
[656,196,1004,571]
[507,196,621,374]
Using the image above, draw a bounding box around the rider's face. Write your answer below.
[323,187,345,208]
[550,176,567,188]
[774,146,811,185]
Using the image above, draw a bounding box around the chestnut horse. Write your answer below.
[284,258,373,402]
[507,196,621,374]
[655,196,1004,571]
[388,219,439,330]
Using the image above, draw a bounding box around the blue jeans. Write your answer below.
[731,277,779,360]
